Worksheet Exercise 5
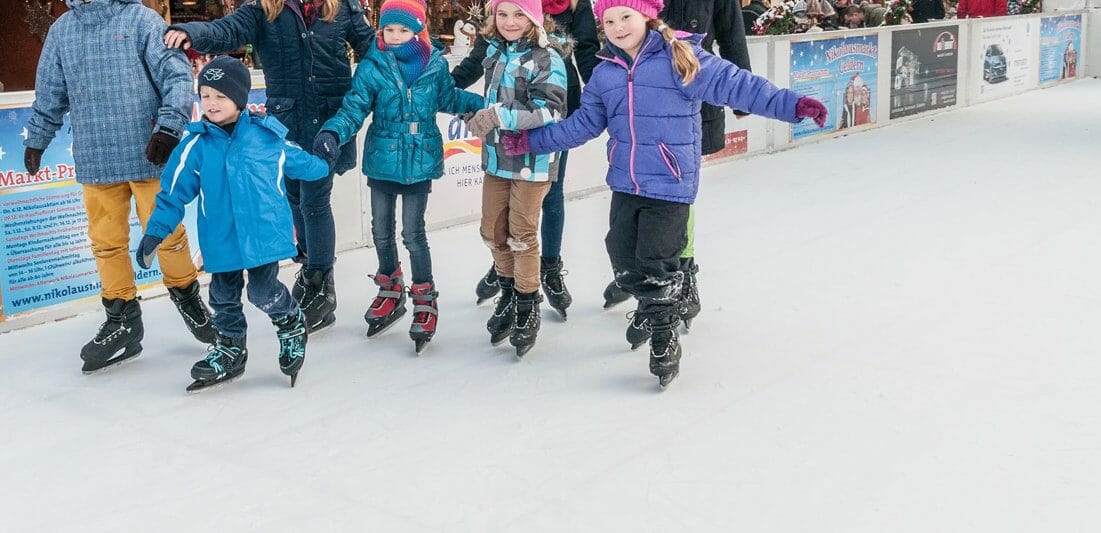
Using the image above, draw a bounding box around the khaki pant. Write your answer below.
[480,174,550,294]
[82,178,198,301]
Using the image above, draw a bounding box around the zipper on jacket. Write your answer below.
[625,37,655,195]
[658,142,683,181]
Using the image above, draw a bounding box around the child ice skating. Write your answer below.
[313,0,484,353]
[464,0,569,357]
[503,0,827,386]
[137,57,331,391]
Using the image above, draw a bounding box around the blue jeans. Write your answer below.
[371,188,432,284]
[286,173,336,271]
[209,262,300,339]
[540,150,568,259]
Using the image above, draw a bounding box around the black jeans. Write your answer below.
[370,188,432,284]
[605,192,690,313]
[209,262,300,339]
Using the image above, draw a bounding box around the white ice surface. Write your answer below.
[2,80,1100,532]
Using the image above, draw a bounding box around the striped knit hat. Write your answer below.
[378,0,433,84]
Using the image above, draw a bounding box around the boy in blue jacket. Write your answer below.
[137,57,331,392]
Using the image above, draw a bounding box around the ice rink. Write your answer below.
[2,79,1100,531]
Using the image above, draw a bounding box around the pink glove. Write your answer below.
[795,97,828,128]
[502,130,531,156]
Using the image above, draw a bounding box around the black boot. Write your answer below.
[487,276,515,345]
[603,279,631,309]
[168,280,216,344]
[625,310,651,350]
[647,308,683,389]
[540,256,571,320]
[510,290,542,358]
[475,264,500,304]
[80,298,144,374]
[274,310,308,387]
[679,258,700,329]
[294,267,336,333]
[187,335,248,393]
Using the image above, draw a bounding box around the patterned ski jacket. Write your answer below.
[24,0,193,184]
[146,112,329,273]
[480,36,568,182]
[528,31,802,204]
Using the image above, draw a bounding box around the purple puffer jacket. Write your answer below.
[528,30,802,204]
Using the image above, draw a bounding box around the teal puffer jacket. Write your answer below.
[322,39,484,184]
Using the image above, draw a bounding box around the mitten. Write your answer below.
[24,147,44,174]
[466,109,501,139]
[145,131,180,166]
[135,234,164,270]
[502,131,531,156]
[795,97,829,128]
[312,131,341,171]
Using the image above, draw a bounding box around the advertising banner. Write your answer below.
[1039,15,1082,84]
[890,26,960,119]
[974,19,1036,101]
[790,35,879,141]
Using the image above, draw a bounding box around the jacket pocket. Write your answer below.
[267,97,297,131]
[658,143,683,181]
[608,139,618,164]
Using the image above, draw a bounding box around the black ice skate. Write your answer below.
[510,290,542,358]
[540,256,571,320]
[679,258,701,330]
[647,310,683,389]
[625,310,651,351]
[168,280,216,344]
[603,280,631,309]
[408,282,438,354]
[365,267,407,338]
[81,298,145,374]
[475,265,500,304]
[187,336,248,393]
[487,276,516,345]
[275,311,308,387]
[294,267,337,334]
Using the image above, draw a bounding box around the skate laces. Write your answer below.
[625,310,651,331]
[542,267,568,293]
[204,343,239,373]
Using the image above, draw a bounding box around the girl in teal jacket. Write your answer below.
[314,0,483,352]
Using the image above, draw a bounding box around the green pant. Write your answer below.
[680,205,695,259]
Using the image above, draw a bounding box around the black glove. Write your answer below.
[135,234,164,270]
[312,131,341,171]
[145,131,180,166]
[24,147,44,174]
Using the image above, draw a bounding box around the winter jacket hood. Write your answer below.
[527,30,801,204]
[146,111,330,273]
[322,39,483,184]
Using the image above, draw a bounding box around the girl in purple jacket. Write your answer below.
[504,0,827,388]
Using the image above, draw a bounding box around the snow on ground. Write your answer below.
[2,79,1100,531]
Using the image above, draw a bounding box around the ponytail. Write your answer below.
[651,20,700,85]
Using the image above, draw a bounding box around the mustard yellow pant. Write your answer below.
[82,178,198,301]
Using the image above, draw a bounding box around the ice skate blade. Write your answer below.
[81,345,143,375]
[413,339,430,354]
[186,372,244,394]
[489,331,511,346]
[290,373,298,388]
[365,309,406,338]
[514,343,534,358]
[549,307,567,321]
[630,342,645,351]
[307,314,336,335]
[658,371,679,390]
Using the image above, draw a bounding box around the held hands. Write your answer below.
[146,132,180,166]
[163,29,192,50]
[312,131,341,173]
[135,235,164,270]
[465,109,500,139]
[501,131,531,156]
[795,97,829,129]
[24,147,44,174]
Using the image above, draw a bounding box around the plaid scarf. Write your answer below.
[301,0,325,26]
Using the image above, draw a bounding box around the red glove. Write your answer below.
[502,131,530,156]
[795,97,828,128]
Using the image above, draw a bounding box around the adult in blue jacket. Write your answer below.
[164,0,376,332]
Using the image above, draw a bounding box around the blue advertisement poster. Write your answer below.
[1039,15,1081,85]
[790,35,879,141]
[0,88,267,319]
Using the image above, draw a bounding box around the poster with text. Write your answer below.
[890,26,959,119]
[0,89,266,319]
[1039,15,1082,85]
[790,35,879,141]
[974,20,1035,102]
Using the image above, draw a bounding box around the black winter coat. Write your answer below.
[173,0,375,173]
[910,0,946,23]
[660,0,753,155]
[451,0,601,117]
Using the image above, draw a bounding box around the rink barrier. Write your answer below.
[0,11,1092,331]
